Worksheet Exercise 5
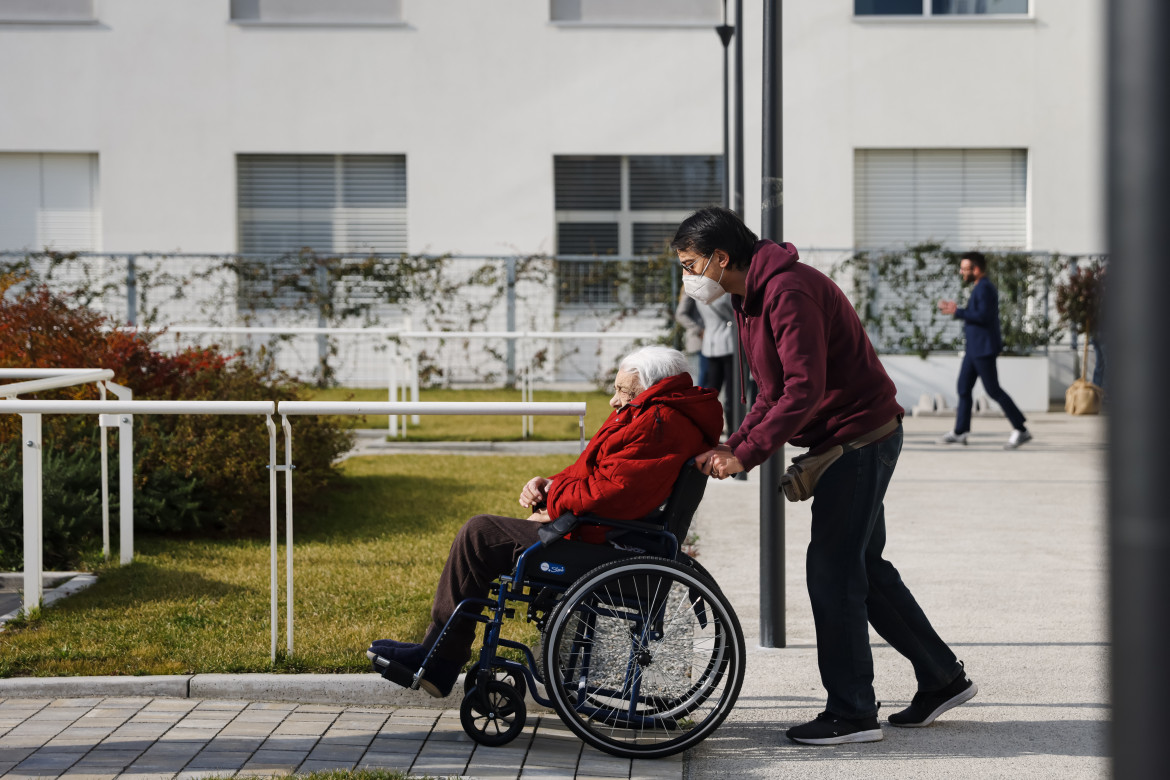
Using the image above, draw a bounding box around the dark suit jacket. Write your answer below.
[954,278,1002,357]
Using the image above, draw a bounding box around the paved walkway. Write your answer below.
[0,697,678,780]
[0,412,1109,779]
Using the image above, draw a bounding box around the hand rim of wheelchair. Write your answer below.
[460,679,528,747]
[540,555,745,759]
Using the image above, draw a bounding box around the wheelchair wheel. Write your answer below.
[541,556,744,759]
[464,662,528,701]
[460,680,527,747]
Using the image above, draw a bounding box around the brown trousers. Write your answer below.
[420,514,541,663]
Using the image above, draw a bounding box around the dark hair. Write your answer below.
[961,251,988,272]
[670,206,759,270]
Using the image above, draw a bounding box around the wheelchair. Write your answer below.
[384,462,746,759]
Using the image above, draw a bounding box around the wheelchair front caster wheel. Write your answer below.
[464,662,528,701]
[460,680,527,747]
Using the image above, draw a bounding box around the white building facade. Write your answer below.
[0,0,1104,258]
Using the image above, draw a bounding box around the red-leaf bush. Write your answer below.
[0,279,354,569]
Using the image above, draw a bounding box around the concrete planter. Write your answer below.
[879,353,1052,414]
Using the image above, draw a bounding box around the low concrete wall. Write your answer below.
[880,354,1051,413]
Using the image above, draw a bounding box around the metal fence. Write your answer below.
[1,247,1106,387]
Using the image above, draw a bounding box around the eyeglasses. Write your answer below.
[680,251,717,274]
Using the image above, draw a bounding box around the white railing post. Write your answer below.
[265,414,278,662]
[104,382,134,564]
[98,383,111,560]
[408,353,420,425]
[21,413,43,617]
[387,358,399,438]
[281,415,295,657]
[117,414,134,564]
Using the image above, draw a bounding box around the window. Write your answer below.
[231,0,402,25]
[854,149,1027,249]
[551,0,720,26]
[0,153,100,251]
[554,154,721,305]
[0,0,95,23]
[237,154,407,254]
[855,0,1029,16]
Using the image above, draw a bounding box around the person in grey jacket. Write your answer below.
[676,291,736,436]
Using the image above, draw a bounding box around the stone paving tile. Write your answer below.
[366,735,424,755]
[0,701,51,711]
[201,735,265,753]
[239,748,308,771]
[258,734,319,752]
[183,750,251,771]
[0,736,49,750]
[244,703,297,712]
[269,722,330,737]
[175,770,231,780]
[0,748,34,767]
[376,723,434,741]
[66,749,143,768]
[357,753,415,771]
[317,728,377,747]
[139,702,197,714]
[305,742,366,762]
[519,768,577,780]
[193,700,248,710]
[49,699,104,709]
[27,707,89,722]
[115,771,177,780]
[14,751,82,771]
[39,737,95,751]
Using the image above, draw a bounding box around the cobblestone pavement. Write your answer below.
[0,698,681,780]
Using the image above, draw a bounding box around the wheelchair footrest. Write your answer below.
[376,657,418,690]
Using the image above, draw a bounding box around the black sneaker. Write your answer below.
[888,670,978,727]
[786,711,883,745]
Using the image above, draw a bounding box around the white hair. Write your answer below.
[618,346,691,390]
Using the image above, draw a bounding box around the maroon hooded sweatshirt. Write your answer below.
[725,240,903,470]
[546,373,723,535]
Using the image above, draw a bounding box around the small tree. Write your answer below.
[1055,264,1105,383]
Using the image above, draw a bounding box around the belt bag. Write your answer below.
[779,417,901,502]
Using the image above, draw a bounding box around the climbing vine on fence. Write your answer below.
[832,243,1061,357]
[0,249,681,389]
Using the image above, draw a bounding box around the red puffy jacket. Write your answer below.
[545,373,723,538]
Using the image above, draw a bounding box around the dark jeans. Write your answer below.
[698,353,734,433]
[421,514,539,664]
[955,353,1027,434]
[808,426,961,719]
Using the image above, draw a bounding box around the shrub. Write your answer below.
[0,281,354,569]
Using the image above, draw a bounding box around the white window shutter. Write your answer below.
[238,154,406,254]
[0,152,99,252]
[854,148,1027,249]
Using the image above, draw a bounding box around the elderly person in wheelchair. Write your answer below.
[367,345,723,700]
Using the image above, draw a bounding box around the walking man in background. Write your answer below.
[938,251,1032,449]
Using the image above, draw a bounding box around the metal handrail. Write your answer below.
[1,396,589,663]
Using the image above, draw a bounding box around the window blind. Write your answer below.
[238,154,406,254]
[0,153,100,251]
[854,148,1027,249]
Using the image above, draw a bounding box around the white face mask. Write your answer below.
[683,253,727,304]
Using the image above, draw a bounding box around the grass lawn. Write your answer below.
[0,453,576,677]
[304,386,614,441]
